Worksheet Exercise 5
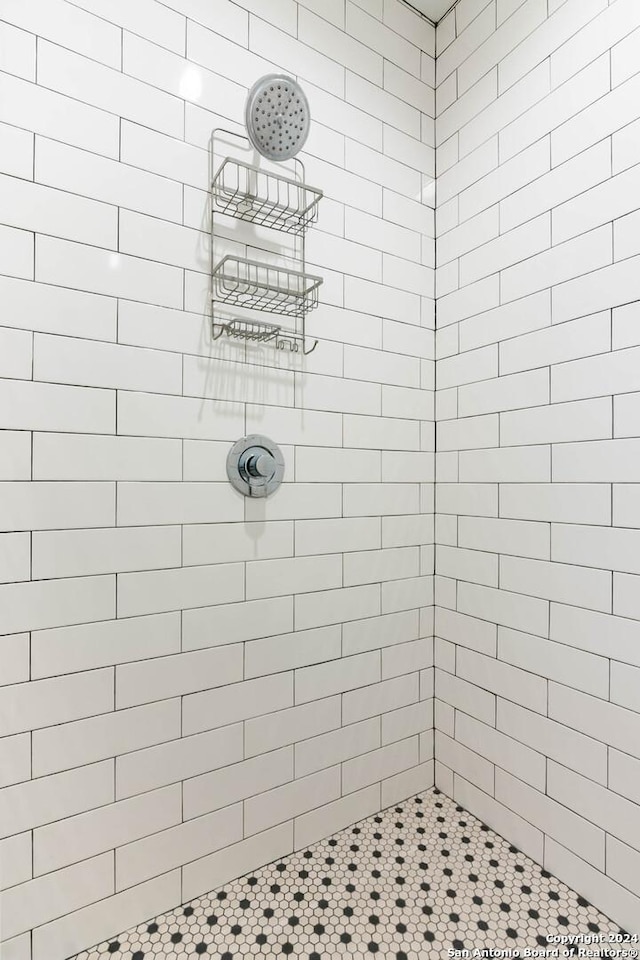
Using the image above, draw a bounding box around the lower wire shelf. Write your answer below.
[212,255,322,320]
[211,317,317,353]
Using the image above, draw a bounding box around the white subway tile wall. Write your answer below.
[435,0,640,936]
[0,2,435,956]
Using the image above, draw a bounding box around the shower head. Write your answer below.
[245,74,311,162]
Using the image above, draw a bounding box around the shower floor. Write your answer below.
[77,788,622,959]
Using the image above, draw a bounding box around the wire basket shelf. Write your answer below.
[211,317,310,352]
[212,158,322,235]
[212,256,322,319]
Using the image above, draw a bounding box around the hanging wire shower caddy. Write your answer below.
[210,128,323,354]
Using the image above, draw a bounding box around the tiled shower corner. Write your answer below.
[75,789,622,959]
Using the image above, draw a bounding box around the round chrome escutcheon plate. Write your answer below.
[226,434,285,498]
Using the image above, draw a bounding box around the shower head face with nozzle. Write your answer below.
[245,74,311,161]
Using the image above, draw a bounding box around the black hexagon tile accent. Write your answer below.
[75,788,623,959]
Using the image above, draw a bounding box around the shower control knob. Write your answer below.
[245,451,275,478]
[227,435,284,498]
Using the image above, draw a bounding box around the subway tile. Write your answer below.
[553,439,640,483]
[0,275,116,342]
[116,725,244,799]
[459,138,550,223]
[501,140,611,233]
[245,767,341,836]
[501,54,610,163]
[0,72,119,159]
[457,581,548,638]
[247,554,342,600]
[553,523,640,577]
[0,533,30,585]
[347,4,420,77]
[500,483,611,525]
[549,762,640,855]
[498,626,608,698]
[295,652,380,705]
[0,633,29,688]
[497,699,607,784]
[117,645,242,709]
[117,562,244,618]
[0,223,33,280]
[610,750,640,807]
[183,673,293,737]
[34,433,181,481]
[552,70,640,166]
[31,613,180,679]
[501,398,611,446]
[0,481,114,533]
[437,483,498,518]
[436,731,494,795]
[246,696,341,758]
[33,700,180,778]
[551,603,640,669]
[458,516,549,561]
[459,446,550,483]
[458,369,549,417]
[0,432,31,481]
[182,597,293,652]
[0,733,30,789]
[116,803,242,891]
[0,669,113,738]
[245,625,341,679]
[37,237,183,309]
[39,40,183,138]
[615,573,640,623]
[500,555,611,613]
[0,575,115,636]
[183,748,293,821]
[184,521,292,566]
[343,737,418,794]
[549,683,640,761]
[553,255,640,326]
[613,117,640,176]
[553,346,640,404]
[342,610,419,657]
[69,0,186,53]
[382,700,432,746]
[460,62,552,160]
[436,668,495,726]
[295,517,380,556]
[0,171,116,249]
[1,853,114,942]
[34,785,180,875]
[299,7,381,84]
[296,719,380,778]
[251,18,343,98]
[0,761,113,841]
[0,122,32,181]
[32,525,180,579]
[503,312,610,376]
[457,711,545,789]
[457,647,547,714]
[497,769,605,870]
[0,833,32,892]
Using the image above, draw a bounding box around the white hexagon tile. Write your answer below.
[75,789,623,959]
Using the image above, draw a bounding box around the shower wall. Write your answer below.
[434,0,640,934]
[0,3,435,957]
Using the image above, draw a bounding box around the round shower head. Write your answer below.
[245,74,311,162]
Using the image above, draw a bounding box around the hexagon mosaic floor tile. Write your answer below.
[76,788,623,959]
